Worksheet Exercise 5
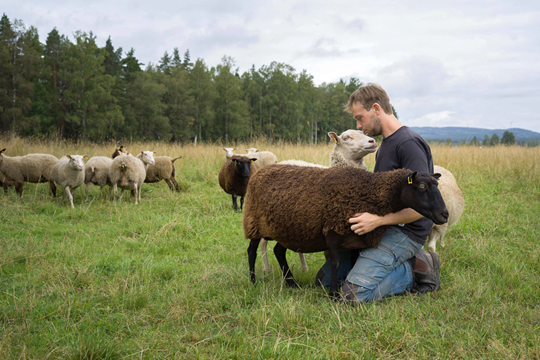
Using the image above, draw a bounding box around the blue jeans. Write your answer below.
[316,226,423,303]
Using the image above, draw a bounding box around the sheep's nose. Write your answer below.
[369,139,375,143]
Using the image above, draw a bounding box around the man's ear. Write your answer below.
[371,103,381,115]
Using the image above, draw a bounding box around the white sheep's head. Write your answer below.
[138,151,156,165]
[66,155,88,171]
[328,130,378,161]
[222,147,237,159]
[245,148,259,154]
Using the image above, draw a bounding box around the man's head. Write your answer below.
[345,83,394,137]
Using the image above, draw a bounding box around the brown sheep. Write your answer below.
[218,155,257,211]
[144,156,182,192]
[0,172,15,194]
[244,165,449,298]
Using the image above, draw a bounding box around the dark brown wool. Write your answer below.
[218,155,258,196]
[243,164,411,251]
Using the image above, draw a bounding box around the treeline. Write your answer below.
[435,131,520,146]
[0,14,371,145]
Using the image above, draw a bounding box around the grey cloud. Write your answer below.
[300,37,360,58]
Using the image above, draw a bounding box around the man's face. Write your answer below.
[351,102,382,137]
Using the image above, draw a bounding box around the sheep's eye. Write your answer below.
[342,135,350,140]
[419,184,426,189]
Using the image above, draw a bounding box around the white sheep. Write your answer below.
[0,149,59,198]
[109,151,155,205]
[244,148,278,170]
[259,130,379,273]
[427,165,465,252]
[84,156,113,201]
[223,148,237,160]
[51,155,88,208]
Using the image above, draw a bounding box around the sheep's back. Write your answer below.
[244,165,396,247]
[51,156,84,188]
[85,157,112,186]
[145,156,173,182]
[13,154,58,182]
[110,155,145,184]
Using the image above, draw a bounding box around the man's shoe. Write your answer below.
[412,250,440,294]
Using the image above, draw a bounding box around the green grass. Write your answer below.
[1,145,539,359]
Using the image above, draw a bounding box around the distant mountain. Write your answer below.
[409,127,540,143]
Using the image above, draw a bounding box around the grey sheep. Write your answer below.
[109,151,155,205]
[0,148,58,198]
[51,155,88,208]
[84,156,114,201]
[144,156,182,192]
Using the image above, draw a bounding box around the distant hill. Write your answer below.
[409,127,540,143]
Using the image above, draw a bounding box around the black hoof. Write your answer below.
[328,292,342,301]
[286,279,299,288]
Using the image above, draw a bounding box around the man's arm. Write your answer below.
[349,208,423,235]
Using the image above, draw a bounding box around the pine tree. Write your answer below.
[159,51,171,74]
[172,47,182,68]
[482,134,490,146]
[183,49,193,71]
[189,58,216,142]
[501,131,516,145]
[490,133,500,146]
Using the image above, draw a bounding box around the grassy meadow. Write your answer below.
[1,137,539,359]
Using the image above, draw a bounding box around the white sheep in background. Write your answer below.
[51,155,88,208]
[109,151,155,205]
[222,148,237,160]
[259,130,379,273]
[244,148,278,170]
[427,165,465,252]
[84,156,114,201]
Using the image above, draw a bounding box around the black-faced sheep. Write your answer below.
[427,165,465,252]
[109,151,155,205]
[243,165,448,298]
[259,130,378,273]
[51,155,88,208]
[0,149,58,198]
[245,148,278,170]
[218,155,257,212]
[112,146,128,159]
[84,156,114,201]
[144,156,182,192]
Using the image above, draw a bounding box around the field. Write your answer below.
[1,137,539,359]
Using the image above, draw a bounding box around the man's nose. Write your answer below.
[356,121,362,129]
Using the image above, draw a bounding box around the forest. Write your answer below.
[0,13,387,145]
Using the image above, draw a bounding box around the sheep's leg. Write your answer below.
[164,178,174,192]
[138,184,142,202]
[298,253,309,271]
[240,195,244,211]
[113,183,118,204]
[98,186,103,201]
[119,188,125,202]
[261,239,270,272]
[273,243,299,288]
[65,186,74,208]
[171,177,180,192]
[85,183,90,201]
[108,186,113,200]
[134,183,139,205]
[15,182,24,198]
[248,238,261,284]
[326,231,344,299]
[231,191,238,211]
[49,180,56,197]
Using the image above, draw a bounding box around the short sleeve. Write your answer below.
[396,139,431,173]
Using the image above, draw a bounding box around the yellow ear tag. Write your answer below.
[333,138,337,144]
[251,160,254,163]
[408,177,413,185]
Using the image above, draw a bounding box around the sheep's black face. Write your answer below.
[401,172,449,225]
[232,157,257,178]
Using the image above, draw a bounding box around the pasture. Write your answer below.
[1,137,539,359]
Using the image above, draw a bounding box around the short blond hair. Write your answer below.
[345,83,393,115]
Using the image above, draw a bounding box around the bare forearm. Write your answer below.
[378,208,423,227]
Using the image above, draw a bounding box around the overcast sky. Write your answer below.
[4,0,540,132]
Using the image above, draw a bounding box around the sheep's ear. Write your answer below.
[83,155,89,160]
[119,146,123,150]
[153,151,156,155]
[0,148,5,154]
[328,132,339,144]
[232,158,238,163]
[66,155,72,159]
[406,171,418,185]
[233,148,236,151]
[140,151,144,155]
[250,158,258,163]
[432,173,441,180]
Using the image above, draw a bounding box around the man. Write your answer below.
[315,83,440,304]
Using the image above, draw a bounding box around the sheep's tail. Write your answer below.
[172,156,182,163]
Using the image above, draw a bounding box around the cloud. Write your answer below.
[299,37,360,58]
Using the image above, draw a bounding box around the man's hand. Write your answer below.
[349,212,383,235]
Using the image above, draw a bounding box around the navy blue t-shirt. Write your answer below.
[374,126,434,244]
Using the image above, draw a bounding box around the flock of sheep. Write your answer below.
[0,146,182,208]
[217,130,465,295]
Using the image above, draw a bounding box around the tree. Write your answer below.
[159,51,171,74]
[183,50,193,71]
[482,134,490,146]
[501,131,516,145]
[490,133,500,146]
[189,58,216,142]
[469,136,479,146]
